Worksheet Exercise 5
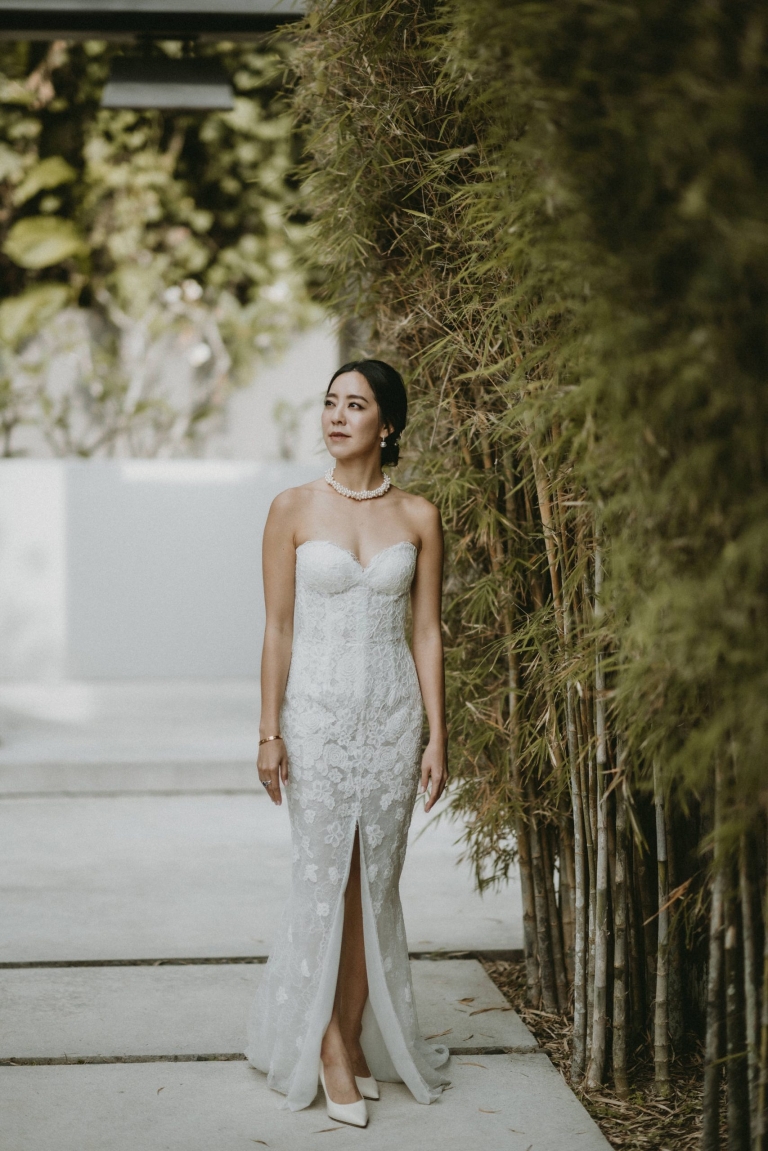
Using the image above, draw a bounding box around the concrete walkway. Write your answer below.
[0,681,610,1150]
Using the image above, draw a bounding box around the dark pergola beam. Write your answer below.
[0,0,305,40]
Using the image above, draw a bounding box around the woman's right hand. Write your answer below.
[257,737,289,806]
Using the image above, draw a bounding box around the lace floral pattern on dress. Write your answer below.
[244,540,451,1110]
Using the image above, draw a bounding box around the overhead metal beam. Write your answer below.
[101,56,234,110]
[0,0,305,41]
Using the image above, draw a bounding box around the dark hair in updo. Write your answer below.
[326,359,407,466]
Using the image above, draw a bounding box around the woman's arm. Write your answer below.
[410,500,448,813]
[257,489,298,806]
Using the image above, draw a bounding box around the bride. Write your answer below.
[245,358,451,1127]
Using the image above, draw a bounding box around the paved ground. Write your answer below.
[3,1056,609,1151]
[0,681,609,1150]
[0,794,517,961]
[0,680,521,959]
[1,960,536,1062]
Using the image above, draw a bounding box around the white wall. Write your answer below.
[203,320,340,464]
[0,320,340,679]
[9,320,340,466]
[0,459,323,679]
[0,463,66,679]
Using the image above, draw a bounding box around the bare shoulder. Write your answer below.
[391,486,442,543]
[268,477,325,515]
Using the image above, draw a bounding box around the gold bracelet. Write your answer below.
[258,734,283,746]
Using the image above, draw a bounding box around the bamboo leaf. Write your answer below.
[12,156,77,206]
[3,216,86,269]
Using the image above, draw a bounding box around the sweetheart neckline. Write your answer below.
[296,538,418,573]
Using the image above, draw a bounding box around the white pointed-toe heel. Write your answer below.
[318,1059,369,1128]
[354,1074,379,1101]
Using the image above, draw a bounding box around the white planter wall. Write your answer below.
[0,459,322,679]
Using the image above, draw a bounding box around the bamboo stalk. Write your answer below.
[527,786,560,1013]
[587,542,609,1089]
[506,641,541,1008]
[542,821,569,1012]
[628,837,646,1044]
[579,694,598,852]
[637,830,659,1021]
[492,463,542,1010]
[725,851,751,1151]
[585,745,599,1044]
[612,769,630,1099]
[665,807,685,1051]
[582,713,598,1054]
[586,743,609,1088]
[606,776,617,925]
[574,695,596,892]
[567,679,588,1080]
[758,841,768,1151]
[528,443,564,642]
[574,695,596,1050]
[515,792,541,1009]
[448,393,473,469]
[558,505,590,1072]
[702,764,725,1151]
[653,760,671,1098]
[739,832,759,1142]
[559,810,577,983]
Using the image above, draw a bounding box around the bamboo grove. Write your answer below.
[289,2,768,1146]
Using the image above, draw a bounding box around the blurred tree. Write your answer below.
[0,38,321,455]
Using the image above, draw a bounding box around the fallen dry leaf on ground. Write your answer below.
[468,1005,513,1016]
[483,957,718,1151]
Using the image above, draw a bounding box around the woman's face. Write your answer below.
[322,371,390,460]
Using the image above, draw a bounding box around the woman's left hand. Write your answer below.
[418,737,448,813]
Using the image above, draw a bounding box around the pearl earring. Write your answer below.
[380,437,387,447]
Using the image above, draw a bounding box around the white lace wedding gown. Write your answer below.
[245,538,451,1110]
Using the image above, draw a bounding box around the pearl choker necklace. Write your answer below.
[324,466,391,500]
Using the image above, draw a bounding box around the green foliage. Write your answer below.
[0,281,67,343]
[0,38,321,454]
[292,6,768,1093]
[294,0,768,853]
[454,0,768,816]
[4,214,86,267]
[293,0,580,883]
[13,155,76,206]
